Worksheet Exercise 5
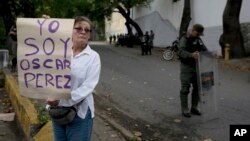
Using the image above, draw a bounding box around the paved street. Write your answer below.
[0,41,249,141]
[92,42,250,141]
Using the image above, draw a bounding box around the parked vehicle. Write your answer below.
[162,32,186,61]
[162,39,179,61]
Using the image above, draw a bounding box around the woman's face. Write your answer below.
[72,21,91,46]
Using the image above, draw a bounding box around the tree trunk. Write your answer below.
[219,0,245,58]
[0,1,14,34]
[117,5,143,36]
[179,0,191,37]
[125,8,132,35]
[125,21,132,35]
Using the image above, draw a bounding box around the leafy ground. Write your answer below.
[219,57,250,72]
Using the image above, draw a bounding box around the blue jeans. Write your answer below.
[52,108,93,141]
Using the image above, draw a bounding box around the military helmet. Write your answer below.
[193,24,204,35]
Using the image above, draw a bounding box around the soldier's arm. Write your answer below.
[202,45,208,51]
[177,37,192,59]
[201,44,208,52]
[199,40,219,58]
[198,38,208,51]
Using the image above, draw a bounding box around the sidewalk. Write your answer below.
[92,115,126,141]
[0,88,25,141]
[1,72,128,141]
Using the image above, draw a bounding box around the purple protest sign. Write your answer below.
[17,18,74,99]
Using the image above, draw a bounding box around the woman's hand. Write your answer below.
[46,98,59,106]
[42,14,50,19]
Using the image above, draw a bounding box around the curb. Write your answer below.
[4,73,56,141]
[4,73,133,141]
[4,74,40,140]
[33,121,53,141]
[93,91,136,141]
[97,112,135,141]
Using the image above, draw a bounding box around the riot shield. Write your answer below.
[196,51,219,121]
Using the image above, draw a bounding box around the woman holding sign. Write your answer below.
[47,16,101,141]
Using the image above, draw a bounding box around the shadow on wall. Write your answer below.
[134,11,178,48]
[133,11,250,56]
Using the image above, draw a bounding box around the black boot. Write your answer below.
[191,107,201,116]
[180,94,191,118]
[182,109,191,118]
[191,87,201,115]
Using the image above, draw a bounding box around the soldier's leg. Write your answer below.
[191,73,201,115]
[148,45,152,55]
[11,57,17,72]
[180,72,192,117]
[144,45,148,55]
[141,45,144,55]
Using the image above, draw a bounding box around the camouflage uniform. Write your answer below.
[178,34,207,116]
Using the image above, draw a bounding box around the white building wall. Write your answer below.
[191,0,250,26]
[190,0,227,53]
[104,0,250,54]
[105,11,127,41]
[131,0,184,47]
[132,0,183,29]
[131,0,250,54]
[240,0,250,23]
[190,0,250,54]
[191,0,226,27]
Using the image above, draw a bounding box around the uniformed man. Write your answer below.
[178,24,207,118]
[140,31,150,55]
[9,24,17,72]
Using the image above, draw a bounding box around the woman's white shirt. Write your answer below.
[59,45,101,119]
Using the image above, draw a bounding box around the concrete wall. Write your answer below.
[132,0,183,29]
[4,74,54,141]
[4,75,40,139]
[104,0,250,54]
[134,11,178,47]
[191,0,226,27]
[191,0,250,54]
[131,0,250,55]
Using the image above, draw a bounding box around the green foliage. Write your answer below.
[91,0,151,14]
[0,18,5,36]
[34,0,94,18]
[123,0,152,7]
[37,105,50,125]
[1,0,151,25]
[0,17,6,49]
[246,47,250,56]
[1,0,151,40]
